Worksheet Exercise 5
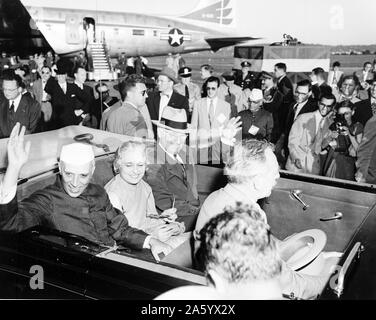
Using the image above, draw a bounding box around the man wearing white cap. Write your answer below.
[0,123,171,261]
[237,88,273,141]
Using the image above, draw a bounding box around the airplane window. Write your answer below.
[234,47,249,59]
[132,29,145,36]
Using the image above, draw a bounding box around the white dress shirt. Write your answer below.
[293,100,308,120]
[9,93,22,113]
[206,96,218,116]
[159,90,173,120]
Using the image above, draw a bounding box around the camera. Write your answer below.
[334,113,347,133]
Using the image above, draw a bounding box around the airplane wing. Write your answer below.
[205,37,262,52]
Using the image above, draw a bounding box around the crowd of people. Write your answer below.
[1,48,376,299]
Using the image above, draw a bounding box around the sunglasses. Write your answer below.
[140,90,147,96]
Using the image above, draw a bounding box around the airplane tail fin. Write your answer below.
[180,0,236,28]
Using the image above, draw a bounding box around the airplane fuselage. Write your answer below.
[24,5,230,57]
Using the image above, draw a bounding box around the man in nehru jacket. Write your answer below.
[0,123,172,261]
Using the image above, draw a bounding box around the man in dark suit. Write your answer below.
[44,60,91,129]
[310,67,332,101]
[0,70,41,138]
[72,65,95,128]
[274,63,294,133]
[31,66,53,132]
[146,67,189,137]
[280,79,318,167]
[234,61,257,91]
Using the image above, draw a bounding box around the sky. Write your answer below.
[21,0,376,45]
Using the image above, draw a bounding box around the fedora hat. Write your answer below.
[152,106,190,134]
[278,229,327,271]
[156,67,178,84]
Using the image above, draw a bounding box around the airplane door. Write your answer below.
[83,17,96,43]
[65,14,82,45]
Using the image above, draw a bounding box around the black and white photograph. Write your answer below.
[0,0,376,306]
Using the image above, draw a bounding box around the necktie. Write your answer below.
[174,155,187,181]
[209,99,215,127]
[293,103,299,120]
[314,117,325,154]
[185,85,190,100]
[9,100,15,118]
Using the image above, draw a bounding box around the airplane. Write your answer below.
[16,0,257,58]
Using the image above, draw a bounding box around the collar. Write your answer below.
[124,100,138,110]
[74,80,83,90]
[160,90,173,98]
[207,96,218,105]
[224,183,258,204]
[9,93,22,110]
[158,142,183,164]
[278,75,286,83]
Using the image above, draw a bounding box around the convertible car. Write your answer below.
[0,126,375,299]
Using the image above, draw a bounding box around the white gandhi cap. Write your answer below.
[60,143,94,165]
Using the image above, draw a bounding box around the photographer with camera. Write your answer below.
[321,100,364,180]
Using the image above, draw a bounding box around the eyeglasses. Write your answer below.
[206,87,217,91]
[140,90,147,96]
[319,102,334,109]
[295,91,309,96]
[41,71,50,74]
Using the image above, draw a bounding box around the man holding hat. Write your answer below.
[146,67,189,138]
[0,123,172,261]
[237,88,273,141]
[44,59,91,129]
[145,106,241,231]
[174,67,201,116]
[234,61,257,91]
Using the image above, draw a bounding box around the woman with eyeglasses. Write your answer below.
[105,141,187,249]
[321,100,364,180]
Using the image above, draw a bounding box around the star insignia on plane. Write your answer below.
[168,28,184,47]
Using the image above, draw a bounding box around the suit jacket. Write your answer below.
[0,177,147,249]
[106,102,149,138]
[190,97,231,162]
[356,115,376,183]
[144,144,200,231]
[44,79,91,128]
[0,94,41,138]
[327,70,343,87]
[146,90,189,137]
[263,87,284,143]
[277,75,294,106]
[353,99,373,127]
[31,78,47,104]
[284,98,318,139]
[286,111,332,175]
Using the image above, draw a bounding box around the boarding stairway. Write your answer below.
[86,34,117,81]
